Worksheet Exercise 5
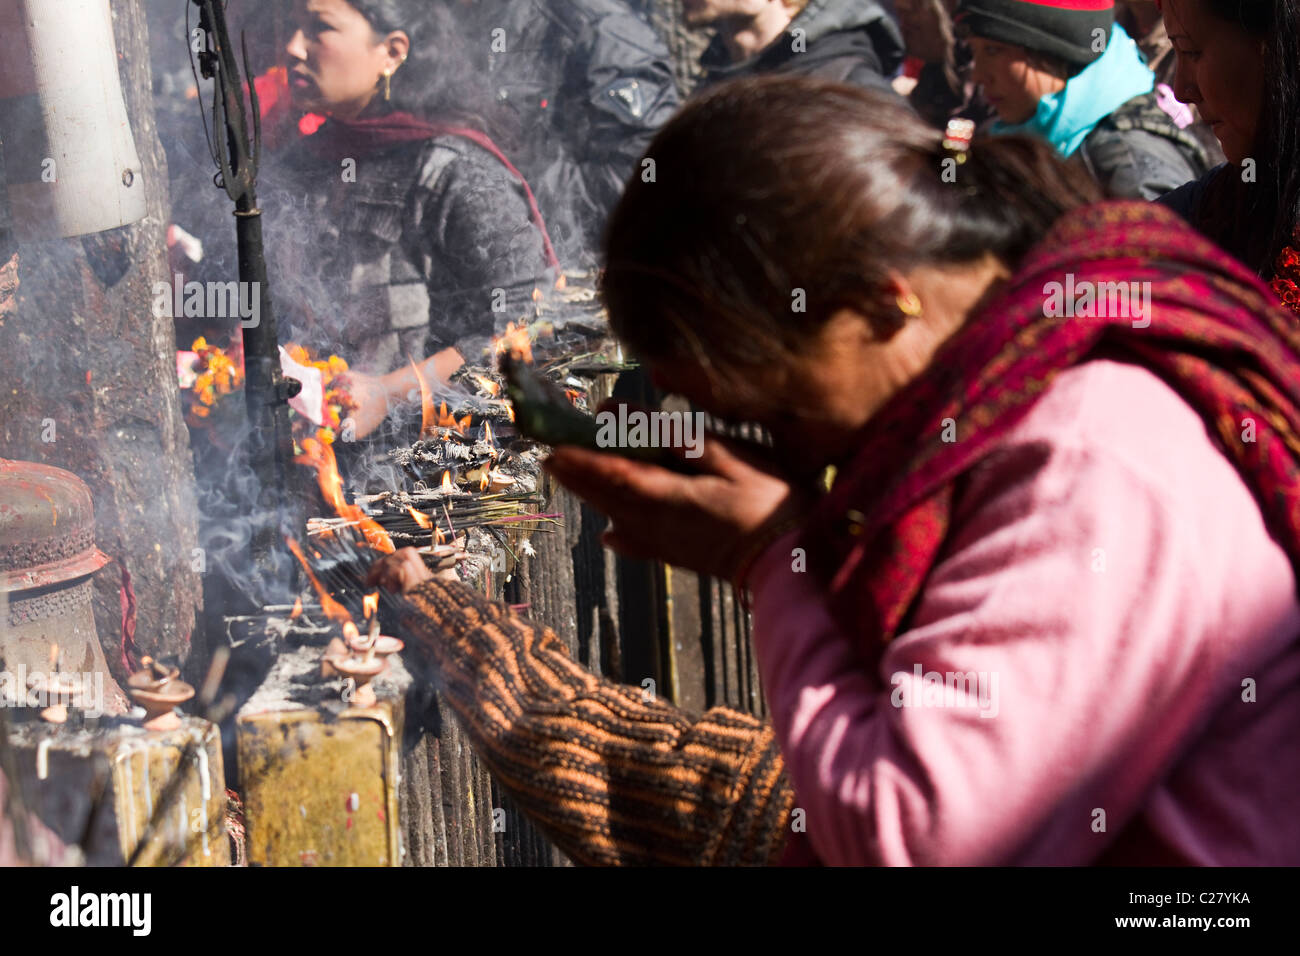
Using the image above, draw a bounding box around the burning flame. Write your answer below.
[363,592,378,620]
[411,357,436,438]
[286,537,353,625]
[471,374,501,397]
[492,322,533,364]
[430,401,471,434]
[441,471,455,493]
[555,274,567,292]
[290,596,303,619]
[408,507,433,530]
[295,437,395,553]
[482,420,495,448]
[480,470,489,491]
[342,621,360,645]
[531,287,543,303]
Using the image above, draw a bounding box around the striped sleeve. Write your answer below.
[399,577,795,866]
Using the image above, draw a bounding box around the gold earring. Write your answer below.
[382,69,392,101]
[896,292,922,317]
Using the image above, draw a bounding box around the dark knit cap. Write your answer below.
[955,0,1116,71]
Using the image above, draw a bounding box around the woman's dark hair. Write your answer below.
[600,75,1100,411]
[1198,0,1300,273]
[345,0,517,147]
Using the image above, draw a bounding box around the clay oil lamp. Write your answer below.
[127,656,195,731]
[344,593,404,671]
[326,653,385,708]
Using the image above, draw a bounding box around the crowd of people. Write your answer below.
[165,0,1300,864]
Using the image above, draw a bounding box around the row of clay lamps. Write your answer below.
[321,617,404,708]
[29,654,194,731]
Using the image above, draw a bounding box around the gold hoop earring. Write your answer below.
[382,70,392,101]
[896,292,922,317]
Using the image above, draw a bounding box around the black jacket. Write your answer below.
[221,133,550,375]
[480,0,681,262]
[699,0,904,95]
[1076,91,1216,201]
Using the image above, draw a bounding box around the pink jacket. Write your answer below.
[750,359,1300,865]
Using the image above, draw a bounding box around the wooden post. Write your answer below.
[0,0,202,683]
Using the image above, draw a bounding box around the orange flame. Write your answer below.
[480,470,489,491]
[531,287,543,303]
[411,357,436,438]
[363,592,378,620]
[432,401,466,433]
[295,436,395,553]
[286,537,353,625]
[482,420,495,448]
[408,507,433,530]
[290,596,303,619]
[441,471,455,493]
[555,274,567,291]
[342,621,360,644]
[471,374,501,397]
[492,322,533,364]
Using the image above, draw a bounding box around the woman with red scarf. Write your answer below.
[253,0,557,440]
[373,76,1300,865]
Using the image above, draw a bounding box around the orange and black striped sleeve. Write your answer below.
[399,577,795,865]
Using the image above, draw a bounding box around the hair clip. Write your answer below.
[942,118,976,164]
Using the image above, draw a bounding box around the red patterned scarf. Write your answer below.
[801,200,1300,656]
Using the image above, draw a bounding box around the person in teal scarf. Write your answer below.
[955,0,1213,198]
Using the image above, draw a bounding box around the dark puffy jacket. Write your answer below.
[1076,90,1216,201]
[219,133,550,375]
[479,0,681,261]
[699,0,905,95]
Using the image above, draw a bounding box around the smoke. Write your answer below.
[148,0,626,611]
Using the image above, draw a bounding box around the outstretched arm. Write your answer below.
[394,573,794,866]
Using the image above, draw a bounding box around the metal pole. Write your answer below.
[192,0,299,587]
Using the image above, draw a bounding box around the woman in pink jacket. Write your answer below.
[375,75,1300,865]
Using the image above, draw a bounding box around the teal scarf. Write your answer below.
[990,24,1154,158]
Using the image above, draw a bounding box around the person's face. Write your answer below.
[644,310,900,476]
[967,37,1067,124]
[1163,0,1266,165]
[682,0,781,29]
[284,0,405,119]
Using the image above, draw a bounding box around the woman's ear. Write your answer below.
[884,272,923,318]
[383,31,410,71]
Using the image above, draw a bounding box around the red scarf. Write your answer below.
[302,110,561,271]
[801,200,1300,663]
